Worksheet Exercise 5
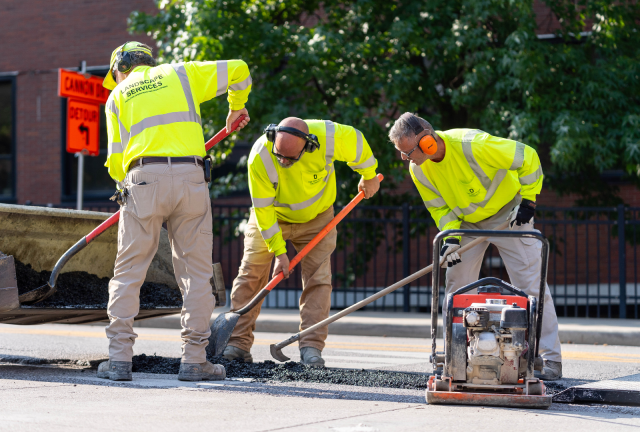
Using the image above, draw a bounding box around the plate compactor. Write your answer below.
[426,229,552,409]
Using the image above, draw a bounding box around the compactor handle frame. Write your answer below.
[430,229,550,380]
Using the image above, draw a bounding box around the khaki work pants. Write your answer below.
[444,195,562,362]
[106,161,215,363]
[228,207,337,352]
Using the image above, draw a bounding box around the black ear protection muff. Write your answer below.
[115,42,133,74]
[264,124,320,153]
[113,42,153,78]
[400,113,438,155]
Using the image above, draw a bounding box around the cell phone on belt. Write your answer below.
[204,155,212,183]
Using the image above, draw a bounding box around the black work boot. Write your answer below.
[97,360,132,381]
[178,361,226,381]
[300,347,325,367]
[222,345,253,363]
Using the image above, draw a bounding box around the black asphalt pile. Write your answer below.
[131,354,431,390]
[545,381,569,397]
[14,259,182,309]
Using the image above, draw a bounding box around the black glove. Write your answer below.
[440,238,461,268]
[509,199,536,228]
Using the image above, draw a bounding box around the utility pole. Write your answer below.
[76,60,87,210]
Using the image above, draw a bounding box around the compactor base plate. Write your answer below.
[426,377,552,409]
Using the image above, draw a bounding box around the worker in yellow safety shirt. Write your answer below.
[98,41,251,382]
[223,117,381,366]
[389,112,562,380]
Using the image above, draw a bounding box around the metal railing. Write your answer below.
[212,204,640,319]
[56,201,640,318]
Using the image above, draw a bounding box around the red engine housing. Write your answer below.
[452,293,528,324]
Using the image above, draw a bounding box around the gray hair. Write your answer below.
[388,113,434,144]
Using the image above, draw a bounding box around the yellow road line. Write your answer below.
[2,327,639,363]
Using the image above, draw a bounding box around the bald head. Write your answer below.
[274,117,309,157]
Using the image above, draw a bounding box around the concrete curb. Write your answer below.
[128,309,640,346]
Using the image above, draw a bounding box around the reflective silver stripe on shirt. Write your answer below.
[437,211,458,230]
[171,63,201,125]
[107,98,130,150]
[274,185,326,211]
[424,197,446,208]
[510,141,526,170]
[129,111,194,137]
[324,120,335,182]
[108,141,123,156]
[353,129,363,164]
[410,163,441,196]
[260,221,281,240]
[456,169,508,216]
[229,74,252,91]
[461,129,491,190]
[252,196,275,208]
[216,60,228,97]
[253,141,279,188]
[351,155,376,170]
[520,166,543,185]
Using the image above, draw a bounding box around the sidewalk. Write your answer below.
[130,307,640,347]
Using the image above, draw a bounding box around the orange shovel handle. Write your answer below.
[264,173,384,291]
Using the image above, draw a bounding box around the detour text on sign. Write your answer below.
[67,99,100,155]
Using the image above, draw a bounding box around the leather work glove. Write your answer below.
[508,199,536,229]
[109,187,129,206]
[440,238,461,268]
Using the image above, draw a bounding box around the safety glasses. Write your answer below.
[397,141,422,159]
[271,142,305,164]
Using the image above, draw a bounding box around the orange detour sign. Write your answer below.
[67,99,100,155]
[58,69,109,104]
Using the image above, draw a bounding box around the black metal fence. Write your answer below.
[212,204,640,319]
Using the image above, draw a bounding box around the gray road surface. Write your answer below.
[2,323,640,431]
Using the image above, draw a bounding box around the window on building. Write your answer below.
[0,77,15,201]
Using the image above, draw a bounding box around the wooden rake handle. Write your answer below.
[274,220,510,348]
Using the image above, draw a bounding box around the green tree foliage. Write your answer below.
[130,0,640,205]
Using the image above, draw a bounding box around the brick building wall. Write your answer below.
[0,0,155,204]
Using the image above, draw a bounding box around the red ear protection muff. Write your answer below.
[400,113,438,155]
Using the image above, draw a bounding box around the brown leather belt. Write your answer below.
[129,156,204,171]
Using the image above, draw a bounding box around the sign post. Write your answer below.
[77,61,87,211]
[58,62,109,210]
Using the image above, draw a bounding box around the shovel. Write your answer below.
[270,220,510,362]
[207,173,385,357]
[18,115,248,305]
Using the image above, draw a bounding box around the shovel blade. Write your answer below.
[270,344,290,362]
[207,311,241,357]
[18,283,55,305]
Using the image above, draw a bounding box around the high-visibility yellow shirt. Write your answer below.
[104,60,252,182]
[248,120,378,256]
[409,129,543,236]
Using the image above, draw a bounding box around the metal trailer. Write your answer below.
[0,204,224,326]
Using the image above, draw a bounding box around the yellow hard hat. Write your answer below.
[103,41,153,90]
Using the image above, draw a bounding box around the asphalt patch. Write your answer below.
[131,354,431,390]
[14,259,182,309]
